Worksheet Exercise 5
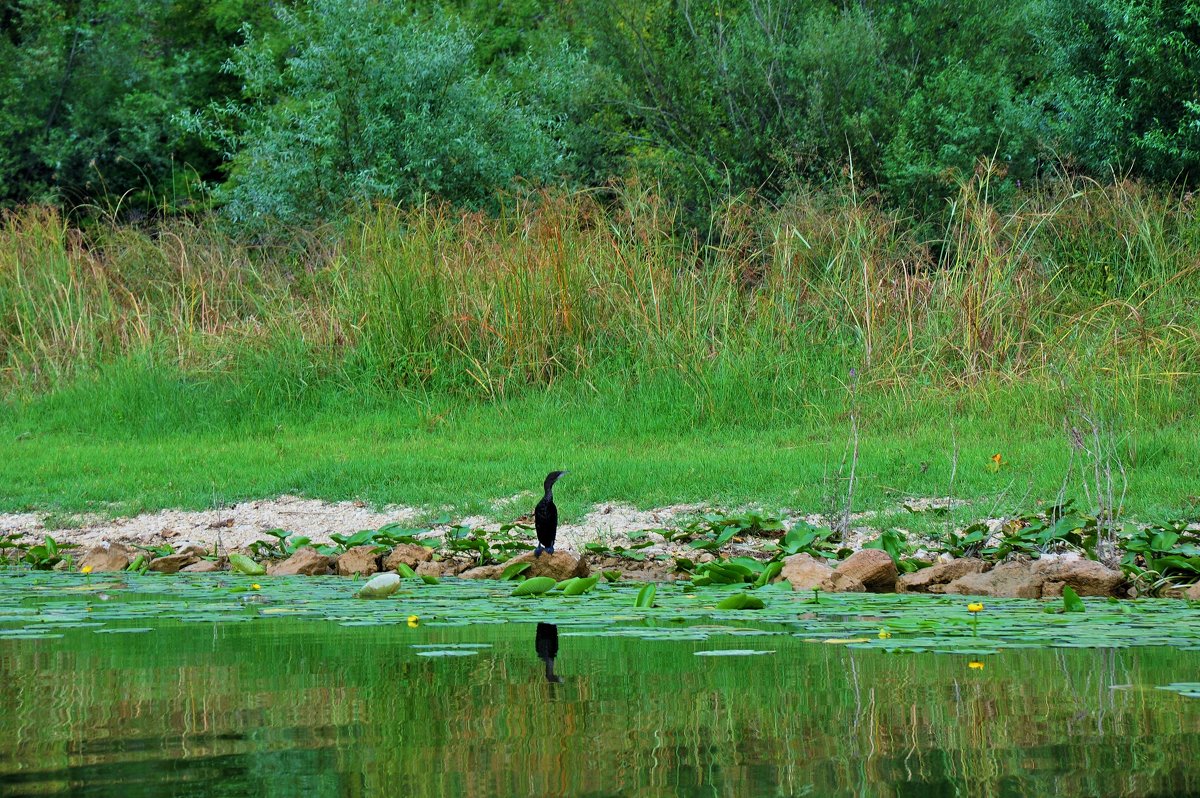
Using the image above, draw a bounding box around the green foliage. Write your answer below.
[512,576,556,596]
[1120,519,1200,588]
[1036,0,1200,182]
[185,0,566,227]
[228,552,265,576]
[1062,585,1086,613]
[863,529,923,573]
[0,0,273,210]
[633,583,656,607]
[714,591,765,610]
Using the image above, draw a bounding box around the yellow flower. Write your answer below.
[81,565,93,575]
[251,584,261,590]
[878,629,892,639]
[407,615,419,628]
[968,661,985,670]
[967,602,984,613]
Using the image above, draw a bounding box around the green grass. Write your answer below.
[1,370,1196,525]
[2,177,1198,527]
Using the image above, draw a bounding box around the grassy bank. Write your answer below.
[1,175,1198,521]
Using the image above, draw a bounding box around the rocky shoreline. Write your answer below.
[6,496,1199,602]
[56,537,1200,602]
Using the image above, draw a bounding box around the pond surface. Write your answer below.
[0,571,1198,797]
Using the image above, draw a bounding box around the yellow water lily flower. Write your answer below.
[251,584,261,590]
[407,615,420,628]
[967,602,984,613]
[81,565,93,575]
[878,629,892,639]
[968,661,985,670]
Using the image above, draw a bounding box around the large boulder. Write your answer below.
[458,563,506,580]
[1186,582,1200,601]
[822,549,897,593]
[79,542,134,573]
[899,558,990,594]
[510,551,590,581]
[181,559,222,573]
[268,547,333,576]
[149,552,200,574]
[336,545,380,576]
[383,544,434,571]
[822,573,867,593]
[461,551,589,581]
[944,555,1126,599]
[1032,555,1125,597]
[782,553,834,591]
[944,561,1046,598]
[415,561,444,578]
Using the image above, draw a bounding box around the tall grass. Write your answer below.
[2,170,1197,427]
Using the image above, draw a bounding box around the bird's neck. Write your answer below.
[542,485,555,501]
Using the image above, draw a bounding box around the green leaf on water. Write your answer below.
[602,570,621,582]
[634,583,657,608]
[1063,585,1085,613]
[228,553,265,576]
[420,574,439,585]
[563,576,600,596]
[500,561,532,581]
[753,561,783,588]
[512,576,557,596]
[395,563,418,578]
[715,592,765,610]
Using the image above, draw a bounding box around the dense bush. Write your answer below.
[0,0,1196,219]
[182,0,572,227]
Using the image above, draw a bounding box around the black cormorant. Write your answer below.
[534,470,567,556]
[535,622,563,683]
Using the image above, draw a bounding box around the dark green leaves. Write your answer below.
[1062,586,1085,613]
[634,584,657,608]
[512,577,557,597]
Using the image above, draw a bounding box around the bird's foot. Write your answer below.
[534,546,544,557]
[546,545,555,555]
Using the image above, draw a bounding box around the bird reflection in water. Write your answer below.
[535,622,564,684]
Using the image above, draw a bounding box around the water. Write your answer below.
[0,572,1198,797]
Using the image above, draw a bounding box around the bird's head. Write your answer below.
[544,470,568,491]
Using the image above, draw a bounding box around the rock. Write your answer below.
[1032,555,1125,597]
[383,544,434,571]
[944,561,1045,598]
[181,559,222,573]
[336,545,380,576]
[899,558,990,593]
[415,561,444,578]
[1186,582,1200,601]
[943,555,1126,599]
[506,551,590,581]
[268,547,333,576]
[148,553,200,574]
[171,541,210,557]
[459,563,506,580]
[356,573,401,598]
[79,542,134,573]
[821,572,866,593]
[782,553,834,591]
[461,552,589,581]
[822,549,897,593]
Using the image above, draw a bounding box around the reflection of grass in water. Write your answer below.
[0,576,1197,798]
